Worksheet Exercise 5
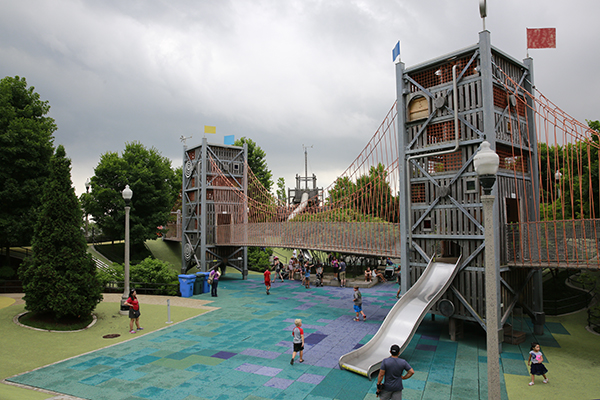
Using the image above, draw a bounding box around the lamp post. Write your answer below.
[473,141,501,400]
[85,178,91,238]
[120,184,133,315]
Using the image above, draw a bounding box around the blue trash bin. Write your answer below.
[178,274,196,298]
[198,272,210,293]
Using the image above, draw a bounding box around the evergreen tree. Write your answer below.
[19,145,103,319]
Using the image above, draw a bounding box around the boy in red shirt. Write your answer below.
[264,268,272,295]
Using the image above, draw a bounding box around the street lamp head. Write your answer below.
[473,141,499,195]
[555,170,562,183]
[122,184,133,206]
[85,178,91,193]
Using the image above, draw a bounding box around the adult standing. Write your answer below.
[274,257,284,282]
[123,289,143,334]
[376,344,414,399]
[288,258,295,281]
[209,267,221,297]
[338,259,347,288]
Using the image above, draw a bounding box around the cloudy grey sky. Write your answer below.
[1,0,598,196]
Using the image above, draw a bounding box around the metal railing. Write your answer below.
[104,281,180,296]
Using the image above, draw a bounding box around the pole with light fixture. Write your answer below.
[85,178,91,238]
[473,141,501,400]
[120,184,133,315]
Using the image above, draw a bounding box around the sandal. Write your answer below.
[299,359,304,363]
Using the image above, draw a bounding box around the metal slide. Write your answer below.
[339,256,462,379]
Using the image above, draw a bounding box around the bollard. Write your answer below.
[166,299,173,324]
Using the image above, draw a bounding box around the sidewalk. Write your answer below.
[2,276,599,399]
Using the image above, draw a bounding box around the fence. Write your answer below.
[104,281,180,296]
[588,307,600,334]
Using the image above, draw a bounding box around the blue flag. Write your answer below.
[224,135,235,145]
[392,41,400,62]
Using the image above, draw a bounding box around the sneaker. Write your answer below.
[354,317,360,321]
[528,382,534,386]
[137,327,144,331]
[543,379,548,384]
[363,315,367,320]
[130,330,136,334]
[290,358,294,365]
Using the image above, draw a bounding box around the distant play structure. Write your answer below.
[172,24,600,379]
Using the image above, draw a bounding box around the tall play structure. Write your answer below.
[396,30,544,340]
[181,138,248,278]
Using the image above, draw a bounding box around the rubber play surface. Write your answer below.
[8,276,561,399]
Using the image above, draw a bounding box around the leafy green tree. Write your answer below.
[276,177,287,204]
[247,246,273,272]
[234,137,273,191]
[81,142,180,247]
[0,76,56,255]
[19,145,102,319]
[326,164,398,222]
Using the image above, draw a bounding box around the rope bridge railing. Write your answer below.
[495,60,600,269]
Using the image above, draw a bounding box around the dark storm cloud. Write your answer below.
[0,0,598,195]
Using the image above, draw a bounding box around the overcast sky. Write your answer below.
[1,0,599,196]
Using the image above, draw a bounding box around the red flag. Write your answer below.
[527,28,556,49]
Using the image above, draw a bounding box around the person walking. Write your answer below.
[209,267,221,297]
[527,342,549,385]
[332,258,339,281]
[264,268,272,295]
[376,344,415,399]
[274,257,284,282]
[290,319,304,365]
[339,259,347,288]
[395,266,402,299]
[353,286,367,321]
[123,289,143,334]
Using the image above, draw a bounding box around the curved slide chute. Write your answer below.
[287,192,309,221]
[339,256,462,379]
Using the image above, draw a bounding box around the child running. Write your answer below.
[290,319,304,365]
[264,268,272,295]
[527,342,549,385]
[353,286,367,321]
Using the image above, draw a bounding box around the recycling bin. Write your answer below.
[178,274,196,298]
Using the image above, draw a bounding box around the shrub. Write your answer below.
[248,247,273,272]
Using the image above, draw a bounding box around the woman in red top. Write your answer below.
[124,289,143,334]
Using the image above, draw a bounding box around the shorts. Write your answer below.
[354,304,362,313]
[264,280,270,287]
[339,271,346,280]
[293,342,304,352]
[129,309,140,319]
[379,389,403,400]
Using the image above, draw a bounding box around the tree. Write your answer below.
[276,177,287,204]
[234,137,273,192]
[82,142,180,247]
[0,76,56,254]
[19,145,102,319]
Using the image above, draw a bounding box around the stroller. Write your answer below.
[384,265,397,280]
[314,262,324,287]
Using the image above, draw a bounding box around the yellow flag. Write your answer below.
[204,126,216,134]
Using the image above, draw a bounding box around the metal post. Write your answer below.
[483,194,501,400]
[166,299,173,324]
[120,204,131,315]
[395,60,410,296]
